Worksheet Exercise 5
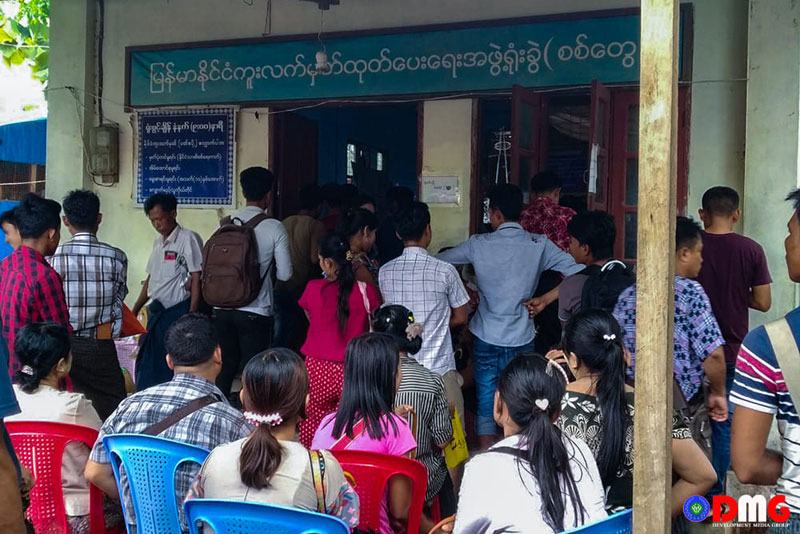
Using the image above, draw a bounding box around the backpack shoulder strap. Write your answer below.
[141,395,219,436]
[308,450,327,514]
[219,215,232,227]
[244,213,270,229]
[764,318,800,407]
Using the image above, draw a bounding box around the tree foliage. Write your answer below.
[0,0,50,84]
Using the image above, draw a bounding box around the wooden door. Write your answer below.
[510,85,545,187]
[270,112,318,219]
[587,80,612,212]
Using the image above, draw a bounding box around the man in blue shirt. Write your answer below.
[439,184,583,448]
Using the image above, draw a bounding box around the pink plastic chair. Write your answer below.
[331,450,427,534]
[6,420,115,534]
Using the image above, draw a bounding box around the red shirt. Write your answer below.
[0,246,72,375]
[299,279,380,362]
[519,197,576,252]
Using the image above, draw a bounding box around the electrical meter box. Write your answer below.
[89,124,119,184]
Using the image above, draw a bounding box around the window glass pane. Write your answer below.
[376,152,384,171]
[625,158,639,206]
[597,99,606,147]
[519,101,534,150]
[625,212,638,260]
[627,105,639,152]
[346,144,356,177]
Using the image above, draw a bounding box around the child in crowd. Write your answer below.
[298,232,380,447]
[455,353,606,533]
[372,304,455,530]
[186,348,359,528]
[695,186,771,496]
[312,333,417,534]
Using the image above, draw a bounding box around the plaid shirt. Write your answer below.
[519,197,576,252]
[0,246,71,374]
[379,247,470,375]
[613,275,724,401]
[49,233,128,338]
[89,373,251,526]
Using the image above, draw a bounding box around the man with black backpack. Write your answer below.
[206,167,292,397]
[558,210,634,325]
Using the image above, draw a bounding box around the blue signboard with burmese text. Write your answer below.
[126,10,688,107]
[137,108,235,206]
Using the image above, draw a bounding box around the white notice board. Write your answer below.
[421,175,460,205]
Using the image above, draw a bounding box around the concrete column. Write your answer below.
[743,0,800,324]
[46,0,96,204]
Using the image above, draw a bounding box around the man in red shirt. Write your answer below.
[520,171,576,252]
[520,172,578,352]
[0,193,71,375]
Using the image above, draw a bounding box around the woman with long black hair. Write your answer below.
[312,333,417,534]
[338,208,380,289]
[298,231,380,446]
[455,353,607,533]
[557,308,716,514]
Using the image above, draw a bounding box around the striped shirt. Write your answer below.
[731,306,800,514]
[49,233,128,338]
[395,356,453,503]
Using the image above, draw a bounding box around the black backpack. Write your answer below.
[580,260,635,313]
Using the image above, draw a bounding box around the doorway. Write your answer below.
[474,83,690,262]
[270,103,419,218]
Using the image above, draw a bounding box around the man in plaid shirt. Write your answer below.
[50,190,128,419]
[0,193,70,376]
[85,313,250,532]
[379,202,470,424]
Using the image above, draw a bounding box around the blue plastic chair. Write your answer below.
[563,509,632,533]
[184,500,350,534]
[103,434,210,534]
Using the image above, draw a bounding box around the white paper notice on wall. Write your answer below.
[421,175,460,204]
[588,143,599,194]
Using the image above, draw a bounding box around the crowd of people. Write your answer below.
[1,164,799,534]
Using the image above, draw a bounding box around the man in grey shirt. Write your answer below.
[438,184,582,448]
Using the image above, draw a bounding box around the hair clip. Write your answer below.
[345,250,356,261]
[533,398,550,413]
[545,358,569,385]
[20,365,34,376]
[243,411,283,427]
[603,334,617,341]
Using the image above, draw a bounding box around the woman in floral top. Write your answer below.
[555,309,716,514]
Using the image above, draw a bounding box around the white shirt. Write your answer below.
[146,224,204,309]
[226,206,292,316]
[379,247,469,375]
[455,434,607,534]
[8,385,102,516]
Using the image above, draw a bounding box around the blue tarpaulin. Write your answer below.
[0,119,46,165]
[0,200,19,261]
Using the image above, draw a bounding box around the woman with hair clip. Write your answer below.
[372,304,455,531]
[186,349,358,527]
[455,353,607,534]
[312,333,417,534]
[298,231,381,447]
[338,207,380,289]
[557,308,717,515]
[7,323,121,534]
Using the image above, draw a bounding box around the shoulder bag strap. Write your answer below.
[141,395,219,436]
[357,281,372,319]
[308,450,328,514]
[764,318,800,407]
[330,418,368,451]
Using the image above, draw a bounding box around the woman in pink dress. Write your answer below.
[312,333,417,534]
[298,232,380,447]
